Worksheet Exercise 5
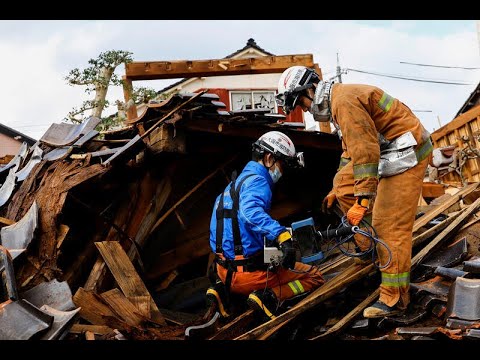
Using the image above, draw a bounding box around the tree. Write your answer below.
[64,49,158,131]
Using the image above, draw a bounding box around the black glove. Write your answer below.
[280,239,296,270]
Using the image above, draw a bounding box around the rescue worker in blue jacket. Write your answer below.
[207,131,325,321]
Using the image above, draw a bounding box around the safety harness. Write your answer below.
[214,171,268,300]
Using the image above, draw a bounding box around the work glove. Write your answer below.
[322,192,337,214]
[276,231,296,270]
[346,197,370,226]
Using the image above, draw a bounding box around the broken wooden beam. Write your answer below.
[95,241,166,325]
[125,54,315,81]
[413,182,479,233]
[412,196,480,268]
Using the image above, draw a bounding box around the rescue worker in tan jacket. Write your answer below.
[276,66,433,318]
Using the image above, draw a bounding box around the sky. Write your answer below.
[1,20,480,140]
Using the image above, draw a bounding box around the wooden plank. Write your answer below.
[150,155,237,234]
[0,216,14,226]
[69,324,113,336]
[412,209,465,248]
[309,288,380,340]
[154,270,179,292]
[127,296,151,318]
[85,331,96,340]
[73,287,123,327]
[84,175,171,293]
[458,210,480,231]
[208,310,256,340]
[431,106,480,142]
[235,263,375,340]
[95,241,166,325]
[84,256,107,293]
[125,54,315,81]
[412,196,480,267]
[100,288,145,326]
[413,182,479,233]
[422,182,445,198]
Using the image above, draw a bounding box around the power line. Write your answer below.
[345,68,473,85]
[400,61,480,70]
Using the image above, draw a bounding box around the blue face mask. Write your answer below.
[269,165,282,184]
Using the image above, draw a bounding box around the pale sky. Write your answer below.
[1,20,479,140]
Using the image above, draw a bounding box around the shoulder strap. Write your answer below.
[215,172,255,255]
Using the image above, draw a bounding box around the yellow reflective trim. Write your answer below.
[378,92,395,112]
[288,280,305,295]
[353,163,379,179]
[338,157,351,170]
[207,288,229,318]
[277,231,292,244]
[248,293,276,320]
[381,272,410,287]
[416,137,434,162]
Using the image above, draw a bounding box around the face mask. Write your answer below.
[269,164,282,184]
[309,101,331,122]
[308,81,331,122]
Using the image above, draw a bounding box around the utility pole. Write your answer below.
[477,20,480,56]
[336,52,343,83]
[437,115,442,129]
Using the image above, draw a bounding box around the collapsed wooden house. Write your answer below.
[3,48,480,340]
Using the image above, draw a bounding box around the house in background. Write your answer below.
[0,123,36,161]
[430,81,480,185]
[155,38,323,131]
[454,82,480,118]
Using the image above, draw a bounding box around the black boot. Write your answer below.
[205,280,230,319]
[247,288,280,321]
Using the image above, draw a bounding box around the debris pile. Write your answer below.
[2,91,480,340]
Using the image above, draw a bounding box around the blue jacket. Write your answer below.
[209,161,286,259]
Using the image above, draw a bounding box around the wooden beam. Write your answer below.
[309,288,379,340]
[412,209,465,248]
[0,216,14,226]
[122,76,138,120]
[150,154,238,234]
[412,196,480,267]
[73,287,124,328]
[69,324,113,336]
[235,263,375,340]
[100,288,146,326]
[413,182,479,233]
[95,241,166,325]
[125,54,315,81]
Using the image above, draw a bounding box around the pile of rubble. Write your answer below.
[2,92,480,340]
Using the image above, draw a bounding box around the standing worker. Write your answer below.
[207,131,325,321]
[276,66,433,318]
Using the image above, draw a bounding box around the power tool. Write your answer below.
[264,217,359,266]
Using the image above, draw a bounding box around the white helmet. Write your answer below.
[253,131,304,168]
[276,66,320,114]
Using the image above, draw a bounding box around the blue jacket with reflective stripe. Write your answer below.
[209,161,286,260]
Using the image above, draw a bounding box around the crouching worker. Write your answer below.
[207,131,325,321]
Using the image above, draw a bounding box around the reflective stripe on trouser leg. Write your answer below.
[372,157,429,308]
[287,280,305,296]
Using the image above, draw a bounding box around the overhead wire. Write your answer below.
[400,61,480,70]
[345,67,473,85]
